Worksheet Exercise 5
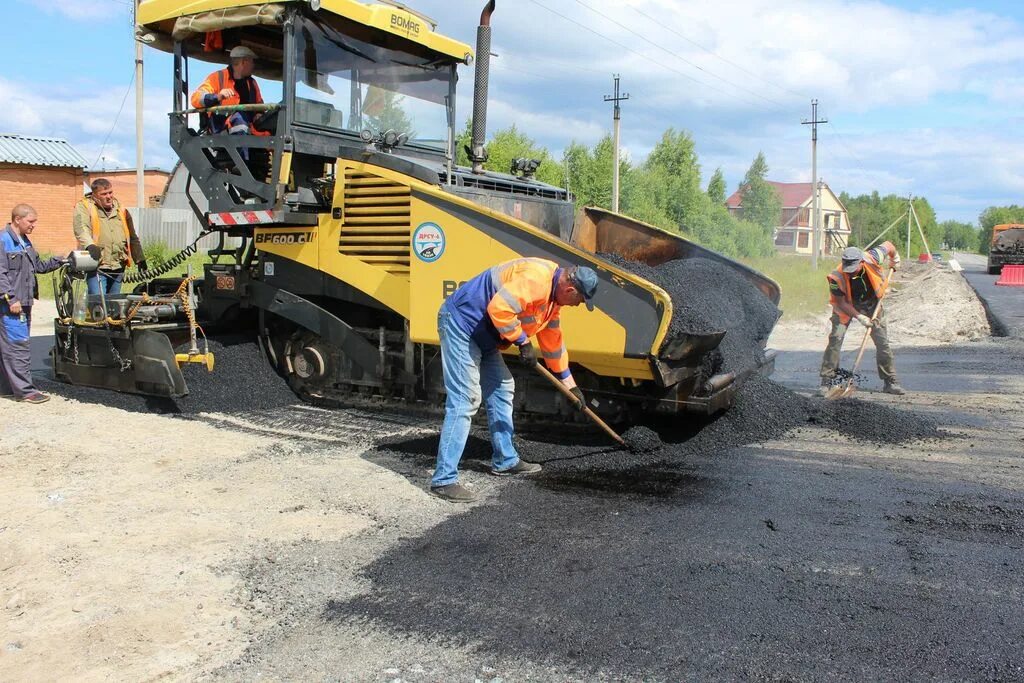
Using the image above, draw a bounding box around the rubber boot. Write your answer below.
[883,381,906,395]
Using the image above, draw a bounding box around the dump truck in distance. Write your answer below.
[51,0,781,423]
[988,224,1024,275]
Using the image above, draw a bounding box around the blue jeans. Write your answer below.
[86,270,123,296]
[433,306,520,487]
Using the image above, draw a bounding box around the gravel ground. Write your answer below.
[7,260,1024,681]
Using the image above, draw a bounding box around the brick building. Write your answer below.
[0,134,88,256]
[89,167,172,208]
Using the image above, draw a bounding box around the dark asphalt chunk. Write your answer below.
[42,336,298,415]
[620,425,663,454]
[599,254,780,374]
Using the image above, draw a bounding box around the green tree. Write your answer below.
[453,120,564,187]
[978,205,1024,254]
[564,134,625,210]
[843,192,942,257]
[736,152,782,237]
[706,168,726,204]
[939,220,980,252]
[363,89,414,136]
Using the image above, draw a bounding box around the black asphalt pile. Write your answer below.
[368,375,942,485]
[620,425,663,453]
[600,254,779,374]
[823,367,866,387]
[42,335,298,415]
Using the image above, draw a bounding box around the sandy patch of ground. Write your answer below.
[769,262,989,351]
[0,393,445,681]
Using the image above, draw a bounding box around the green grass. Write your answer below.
[740,254,838,320]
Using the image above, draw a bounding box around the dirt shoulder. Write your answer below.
[769,261,989,352]
[0,392,450,680]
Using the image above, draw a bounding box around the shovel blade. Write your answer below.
[824,382,856,401]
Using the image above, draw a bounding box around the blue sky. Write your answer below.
[3,0,1023,225]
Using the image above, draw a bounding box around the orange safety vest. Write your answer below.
[826,242,894,324]
[190,68,269,135]
[486,258,570,377]
[82,199,133,267]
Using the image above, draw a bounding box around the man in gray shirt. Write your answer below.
[1,204,65,403]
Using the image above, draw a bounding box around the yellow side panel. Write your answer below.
[407,197,652,381]
[317,213,411,319]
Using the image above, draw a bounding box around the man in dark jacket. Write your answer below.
[1,204,65,403]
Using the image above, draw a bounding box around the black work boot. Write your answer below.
[490,459,542,476]
[883,381,906,395]
[430,482,479,503]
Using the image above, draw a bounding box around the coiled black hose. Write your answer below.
[122,231,211,285]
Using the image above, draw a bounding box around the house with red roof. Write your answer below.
[725,181,852,255]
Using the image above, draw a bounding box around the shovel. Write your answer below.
[533,362,626,448]
[824,267,894,401]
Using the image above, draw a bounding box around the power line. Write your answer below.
[524,0,769,110]
[632,6,809,102]
[91,71,136,170]
[570,0,795,110]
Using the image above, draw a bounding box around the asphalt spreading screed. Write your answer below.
[43,336,298,415]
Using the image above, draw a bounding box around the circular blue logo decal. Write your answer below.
[412,222,445,263]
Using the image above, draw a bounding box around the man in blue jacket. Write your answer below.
[0,204,65,403]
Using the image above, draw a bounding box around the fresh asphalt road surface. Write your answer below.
[957,252,1024,339]
[231,343,1024,680]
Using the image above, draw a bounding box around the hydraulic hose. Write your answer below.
[121,231,213,285]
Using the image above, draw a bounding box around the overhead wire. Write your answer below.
[570,0,797,111]
[631,5,810,102]
[91,71,136,170]
[523,0,770,110]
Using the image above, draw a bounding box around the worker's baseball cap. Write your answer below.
[569,266,598,311]
[229,46,257,60]
[841,246,864,273]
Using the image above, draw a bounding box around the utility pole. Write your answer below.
[906,195,914,261]
[801,99,827,269]
[134,0,145,210]
[603,74,629,213]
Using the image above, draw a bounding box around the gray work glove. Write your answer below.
[856,314,874,328]
[568,386,585,411]
[517,342,537,368]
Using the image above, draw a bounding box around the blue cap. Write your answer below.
[569,266,598,311]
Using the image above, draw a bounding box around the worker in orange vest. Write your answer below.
[72,178,145,296]
[191,45,269,136]
[819,242,904,396]
[432,257,598,503]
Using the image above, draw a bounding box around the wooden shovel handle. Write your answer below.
[533,363,626,447]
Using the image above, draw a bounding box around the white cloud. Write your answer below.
[0,77,174,170]
[21,0,128,22]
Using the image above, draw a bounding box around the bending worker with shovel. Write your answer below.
[819,242,904,396]
[431,258,598,503]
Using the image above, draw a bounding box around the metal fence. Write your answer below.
[127,208,242,252]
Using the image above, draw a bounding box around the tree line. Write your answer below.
[456,119,990,258]
[455,121,777,259]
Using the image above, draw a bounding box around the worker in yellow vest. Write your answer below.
[73,178,146,295]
